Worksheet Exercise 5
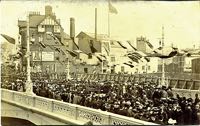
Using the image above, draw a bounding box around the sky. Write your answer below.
[0,0,200,49]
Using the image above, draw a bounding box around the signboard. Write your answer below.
[42,52,54,61]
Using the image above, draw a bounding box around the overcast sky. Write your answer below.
[0,0,200,49]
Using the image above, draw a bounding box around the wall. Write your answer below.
[1,89,157,125]
[192,58,200,74]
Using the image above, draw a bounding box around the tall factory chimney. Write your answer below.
[70,18,75,39]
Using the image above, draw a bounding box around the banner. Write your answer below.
[42,52,54,61]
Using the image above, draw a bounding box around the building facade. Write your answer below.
[18,6,73,77]
[136,36,152,53]
[72,34,159,74]
[192,58,200,74]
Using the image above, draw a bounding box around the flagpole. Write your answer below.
[25,13,34,95]
[161,26,166,87]
[108,0,111,74]
[108,0,110,37]
[94,8,102,74]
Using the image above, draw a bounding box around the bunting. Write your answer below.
[1,34,15,44]
[95,55,103,62]
[127,41,137,51]
[145,40,154,49]
[54,47,61,53]
[103,46,110,56]
[117,41,127,49]
[39,42,46,48]
[66,49,77,57]
[89,40,98,53]
[123,63,134,68]
[109,2,118,14]
[72,38,79,50]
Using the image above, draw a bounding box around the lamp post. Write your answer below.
[25,13,34,95]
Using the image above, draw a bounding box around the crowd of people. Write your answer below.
[1,77,200,125]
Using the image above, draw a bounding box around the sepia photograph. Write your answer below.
[0,0,200,125]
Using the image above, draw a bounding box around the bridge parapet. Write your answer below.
[1,89,157,125]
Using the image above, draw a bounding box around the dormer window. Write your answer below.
[54,25,60,33]
[38,25,45,32]
[31,34,35,43]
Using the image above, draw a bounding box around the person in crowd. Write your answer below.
[2,75,200,125]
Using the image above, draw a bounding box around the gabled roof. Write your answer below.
[18,15,61,28]
[38,15,61,26]
[18,15,45,28]
[76,31,109,40]
[30,15,46,27]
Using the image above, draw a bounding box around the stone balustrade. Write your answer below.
[76,73,200,90]
[1,89,157,125]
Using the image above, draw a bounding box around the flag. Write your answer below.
[22,46,27,50]
[128,61,133,64]
[66,49,77,57]
[128,55,139,63]
[157,47,163,50]
[109,2,118,14]
[89,40,98,53]
[39,42,46,48]
[95,55,103,62]
[54,47,60,53]
[1,34,15,44]
[48,32,64,45]
[131,52,143,59]
[127,41,137,51]
[144,57,150,62]
[145,40,154,49]
[99,54,107,60]
[117,41,127,49]
[123,63,134,68]
[17,51,23,57]
[72,38,79,50]
[103,46,109,56]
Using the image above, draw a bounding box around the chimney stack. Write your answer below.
[45,5,52,16]
[70,18,75,38]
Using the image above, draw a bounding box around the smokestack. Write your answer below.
[70,18,75,38]
[45,6,52,16]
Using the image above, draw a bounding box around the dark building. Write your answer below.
[136,36,151,53]
[18,6,74,76]
[192,58,200,74]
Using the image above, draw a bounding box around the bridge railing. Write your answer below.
[1,89,157,125]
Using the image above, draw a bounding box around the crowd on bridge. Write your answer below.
[1,77,200,125]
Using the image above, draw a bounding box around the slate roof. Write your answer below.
[18,15,61,28]
[76,31,109,40]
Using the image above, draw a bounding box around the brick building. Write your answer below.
[18,6,73,76]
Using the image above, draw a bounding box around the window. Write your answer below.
[111,56,115,62]
[121,66,125,72]
[88,53,92,59]
[30,34,35,43]
[84,68,88,73]
[39,35,43,42]
[148,66,150,70]
[54,25,60,33]
[46,34,51,40]
[90,40,93,43]
[142,66,145,70]
[38,25,45,32]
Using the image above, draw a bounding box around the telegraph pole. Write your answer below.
[25,13,34,95]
